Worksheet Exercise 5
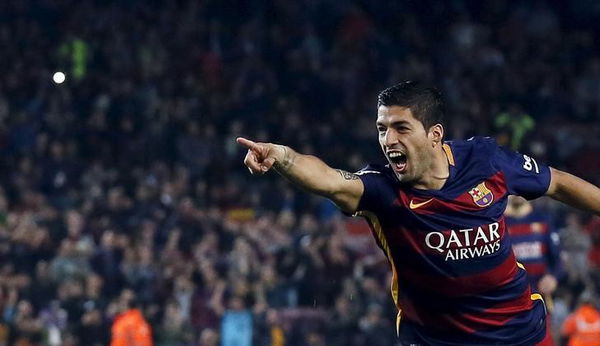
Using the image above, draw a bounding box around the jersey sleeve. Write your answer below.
[353,165,385,214]
[493,146,551,200]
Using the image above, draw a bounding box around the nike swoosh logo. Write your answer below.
[409,198,434,209]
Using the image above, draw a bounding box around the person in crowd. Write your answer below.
[505,195,562,344]
[110,289,153,346]
[238,81,600,344]
[561,291,600,346]
[0,1,598,345]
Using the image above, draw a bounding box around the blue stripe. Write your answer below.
[403,299,546,345]
[390,232,513,277]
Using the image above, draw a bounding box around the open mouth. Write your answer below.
[387,151,408,173]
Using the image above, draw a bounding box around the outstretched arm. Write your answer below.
[237,137,364,213]
[546,167,600,216]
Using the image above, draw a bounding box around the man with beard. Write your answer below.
[237,81,600,345]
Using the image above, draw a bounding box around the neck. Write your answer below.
[412,146,449,190]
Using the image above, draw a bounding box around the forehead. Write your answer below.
[376,106,418,125]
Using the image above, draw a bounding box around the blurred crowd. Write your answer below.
[0,0,599,345]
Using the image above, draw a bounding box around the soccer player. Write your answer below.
[237,81,600,345]
[505,196,561,345]
[505,196,561,295]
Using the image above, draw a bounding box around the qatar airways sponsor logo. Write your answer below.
[425,222,501,261]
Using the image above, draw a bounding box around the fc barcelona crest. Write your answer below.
[468,182,494,207]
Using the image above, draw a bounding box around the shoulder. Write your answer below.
[447,136,499,157]
[445,136,500,174]
[355,163,387,175]
[355,163,395,182]
[353,164,397,213]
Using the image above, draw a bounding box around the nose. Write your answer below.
[383,129,399,147]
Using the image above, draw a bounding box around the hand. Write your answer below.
[538,274,557,295]
[236,137,283,175]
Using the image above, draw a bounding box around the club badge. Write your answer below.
[468,182,494,207]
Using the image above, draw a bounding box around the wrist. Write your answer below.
[273,145,294,172]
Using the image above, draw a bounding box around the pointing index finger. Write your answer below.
[236,137,259,151]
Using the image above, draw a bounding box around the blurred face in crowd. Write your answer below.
[86,274,103,295]
[366,305,383,324]
[50,141,65,160]
[199,329,218,346]
[116,289,135,313]
[164,302,183,325]
[229,296,245,311]
[334,296,351,315]
[17,300,33,317]
[59,239,76,257]
[66,210,84,237]
[377,106,443,185]
[565,212,582,229]
[101,230,116,248]
[36,261,50,279]
[507,195,529,210]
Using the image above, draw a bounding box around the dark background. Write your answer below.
[0,0,598,345]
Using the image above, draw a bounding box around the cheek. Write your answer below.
[409,141,429,163]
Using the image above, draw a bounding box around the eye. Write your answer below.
[377,126,386,133]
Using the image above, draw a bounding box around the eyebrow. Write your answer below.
[376,120,411,127]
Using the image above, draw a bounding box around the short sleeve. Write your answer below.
[353,165,385,214]
[493,146,551,200]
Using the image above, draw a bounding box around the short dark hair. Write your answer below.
[377,81,444,131]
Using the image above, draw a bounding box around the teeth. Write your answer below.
[388,152,405,158]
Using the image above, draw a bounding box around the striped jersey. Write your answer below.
[506,209,560,288]
[354,137,550,345]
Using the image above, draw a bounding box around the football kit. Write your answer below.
[506,210,560,289]
[354,137,550,345]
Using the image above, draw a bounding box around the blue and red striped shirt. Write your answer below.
[506,210,560,289]
[354,137,550,345]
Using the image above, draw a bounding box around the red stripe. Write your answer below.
[508,224,534,236]
[455,287,533,328]
[508,223,549,236]
[398,171,508,214]
[396,249,519,297]
[397,296,424,326]
[481,285,533,314]
[456,311,514,327]
[399,300,477,333]
[405,281,533,332]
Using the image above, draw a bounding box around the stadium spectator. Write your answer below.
[155,300,193,346]
[561,213,593,286]
[584,216,600,269]
[110,289,153,346]
[505,196,561,294]
[561,292,600,346]
[494,103,535,150]
[219,295,253,346]
[505,196,562,344]
[0,0,597,344]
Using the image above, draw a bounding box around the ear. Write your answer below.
[428,124,444,147]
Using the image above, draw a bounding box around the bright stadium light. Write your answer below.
[52,71,66,84]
